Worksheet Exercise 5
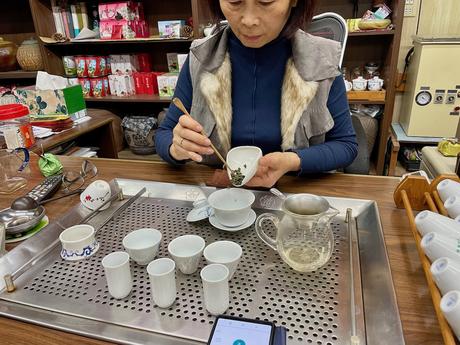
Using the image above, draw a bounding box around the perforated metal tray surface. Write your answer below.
[4,197,354,345]
[1,180,405,345]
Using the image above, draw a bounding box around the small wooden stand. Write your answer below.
[394,174,460,345]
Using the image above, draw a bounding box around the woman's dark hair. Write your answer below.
[207,0,317,38]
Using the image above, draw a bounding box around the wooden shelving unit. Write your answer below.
[9,0,404,175]
[85,95,171,103]
[0,70,38,80]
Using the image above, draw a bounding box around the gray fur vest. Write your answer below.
[188,26,341,165]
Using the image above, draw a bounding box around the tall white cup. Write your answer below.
[421,232,460,263]
[431,257,460,295]
[445,196,460,219]
[101,251,132,299]
[437,179,460,203]
[147,258,176,308]
[440,290,460,340]
[415,210,460,238]
[200,264,230,315]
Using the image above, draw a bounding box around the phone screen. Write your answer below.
[209,317,273,345]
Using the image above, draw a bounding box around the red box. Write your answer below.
[142,72,154,95]
[137,53,151,72]
[133,72,145,94]
[75,56,88,77]
[90,77,105,97]
[87,56,107,78]
[78,78,91,97]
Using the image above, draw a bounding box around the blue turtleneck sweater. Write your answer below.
[155,32,357,173]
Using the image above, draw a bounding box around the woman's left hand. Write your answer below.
[246,152,301,188]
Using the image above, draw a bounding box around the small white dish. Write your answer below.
[59,224,99,261]
[187,199,212,222]
[226,146,262,187]
[209,209,256,232]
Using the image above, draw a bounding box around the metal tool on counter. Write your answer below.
[346,208,361,345]
[0,222,6,257]
[3,187,147,293]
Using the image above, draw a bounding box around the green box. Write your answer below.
[14,85,86,116]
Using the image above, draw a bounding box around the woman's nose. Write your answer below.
[241,9,260,27]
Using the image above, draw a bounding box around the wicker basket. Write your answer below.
[16,39,44,71]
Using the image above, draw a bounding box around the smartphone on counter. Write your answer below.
[207,315,275,345]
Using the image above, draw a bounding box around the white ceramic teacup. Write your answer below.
[102,251,132,299]
[415,210,460,238]
[122,228,162,265]
[437,179,460,203]
[80,180,112,210]
[226,146,263,187]
[440,290,460,340]
[203,240,242,279]
[59,224,99,261]
[147,258,177,308]
[352,77,367,91]
[445,196,460,219]
[168,234,205,274]
[421,232,460,263]
[200,263,230,315]
[367,76,384,91]
[207,188,255,227]
[431,257,460,295]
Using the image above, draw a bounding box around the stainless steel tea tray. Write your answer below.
[0,179,405,345]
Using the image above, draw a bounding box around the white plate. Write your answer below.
[209,209,256,232]
[187,205,212,222]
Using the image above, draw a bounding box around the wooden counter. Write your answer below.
[0,155,443,345]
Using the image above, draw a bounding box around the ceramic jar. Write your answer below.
[16,38,44,71]
[0,37,18,72]
[352,76,368,91]
[368,76,384,91]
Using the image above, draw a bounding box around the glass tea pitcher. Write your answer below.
[0,148,29,194]
[255,193,339,272]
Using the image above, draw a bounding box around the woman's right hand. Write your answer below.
[169,115,214,162]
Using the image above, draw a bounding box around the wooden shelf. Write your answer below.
[85,95,172,103]
[0,70,38,80]
[348,30,395,37]
[347,90,386,104]
[43,38,193,47]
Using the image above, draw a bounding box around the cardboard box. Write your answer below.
[167,53,179,72]
[157,73,178,97]
[158,20,185,38]
[14,85,86,116]
[98,2,144,22]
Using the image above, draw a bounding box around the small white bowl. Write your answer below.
[80,180,112,211]
[203,240,242,279]
[207,188,255,227]
[168,234,205,274]
[59,224,99,261]
[122,228,162,265]
[226,146,262,187]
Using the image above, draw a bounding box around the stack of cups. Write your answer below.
[415,178,460,339]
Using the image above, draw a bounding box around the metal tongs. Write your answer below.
[3,187,146,293]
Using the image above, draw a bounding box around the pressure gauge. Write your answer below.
[415,91,432,106]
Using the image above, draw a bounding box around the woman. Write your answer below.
[155,0,358,187]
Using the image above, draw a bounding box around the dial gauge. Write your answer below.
[415,91,432,106]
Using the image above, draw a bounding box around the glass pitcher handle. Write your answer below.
[255,213,279,251]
